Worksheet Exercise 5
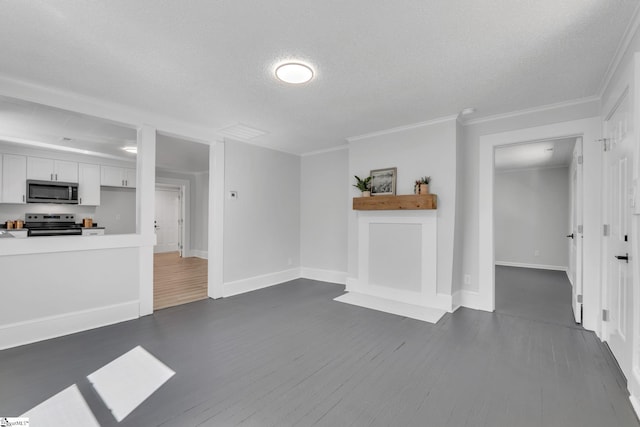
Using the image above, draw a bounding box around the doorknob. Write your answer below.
[566,233,574,239]
[615,253,629,263]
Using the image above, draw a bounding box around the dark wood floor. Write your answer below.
[0,273,638,426]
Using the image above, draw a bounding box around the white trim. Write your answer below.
[209,141,225,299]
[346,115,458,142]
[630,394,640,421]
[223,268,301,298]
[334,292,446,324]
[137,125,156,316]
[300,145,348,157]
[495,261,568,271]
[566,270,574,287]
[598,2,640,97]
[300,267,348,285]
[0,300,139,350]
[465,96,600,126]
[452,290,489,312]
[0,234,143,257]
[478,117,602,330]
[189,250,208,259]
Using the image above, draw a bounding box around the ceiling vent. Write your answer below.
[218,123,267,141]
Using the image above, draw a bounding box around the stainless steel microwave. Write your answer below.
[26,180,79,204]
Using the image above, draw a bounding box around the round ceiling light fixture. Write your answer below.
[122,146,137,154]
[275,62,314,84]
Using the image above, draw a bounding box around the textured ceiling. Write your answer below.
[0,1,637,154]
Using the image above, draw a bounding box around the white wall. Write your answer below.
[348,119,458,295]
[0,247,140,349]
[494,167,569,268]
[300,148,348,279]
[223,140,300,289]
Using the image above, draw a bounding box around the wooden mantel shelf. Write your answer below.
[353,194,437,211]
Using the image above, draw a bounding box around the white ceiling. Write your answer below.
[495,138,576,171]
[0,1,637,154]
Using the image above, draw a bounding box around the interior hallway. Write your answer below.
[154,252,208,310]
[0,277,637,426]
[495,265,578,328]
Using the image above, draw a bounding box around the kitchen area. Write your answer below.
[0,96,138,239]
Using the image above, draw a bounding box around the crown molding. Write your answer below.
[598,2,640,98]
[463,96,600,126]
[300,144,348,157]
[346,114,459,143]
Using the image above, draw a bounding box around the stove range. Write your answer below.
[24,213,83,236]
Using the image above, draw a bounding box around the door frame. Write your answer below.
[154,180,187,256]
[477,118,602,332]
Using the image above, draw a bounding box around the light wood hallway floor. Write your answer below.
[154,251,208,310]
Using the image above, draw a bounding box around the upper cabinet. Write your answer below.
[27,157,78,183]
[2,154,27,204]
[78,163,101,206]
[101,165,136,188]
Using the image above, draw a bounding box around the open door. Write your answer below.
[604,88,635,381]
[569,137,583,323]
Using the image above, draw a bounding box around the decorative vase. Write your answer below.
[362,191,371,197]
[419,184,429,195]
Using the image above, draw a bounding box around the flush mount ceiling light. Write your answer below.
[122,146,137,154]
[275,62,314,84]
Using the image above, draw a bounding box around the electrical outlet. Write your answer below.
[534,249,540,257]
[228,191,238,200]
[464,274,471,285]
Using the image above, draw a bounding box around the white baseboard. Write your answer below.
[0,300,139,350]
[300,267,347,285]
[188,250,208,259]
[453,290,492,312]
[223,268,301,297]
[630,394,640,420]
[566,270,574,287]
[495,261,568,271]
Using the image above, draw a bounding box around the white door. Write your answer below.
[78,163,101,206]
[154,188,181,254]
[2,154,27,203]
[569,138,583,323]
[604,92,635,381]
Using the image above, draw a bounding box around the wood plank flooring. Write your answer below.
[153,252,208,310]
[0,276,638,426]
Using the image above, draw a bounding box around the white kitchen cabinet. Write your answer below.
[101,165,136,188]
[27,157,78,183]
[78,163,101,205]
[2,154,27,203]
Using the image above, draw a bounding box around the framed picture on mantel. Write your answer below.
[370,167,397,196]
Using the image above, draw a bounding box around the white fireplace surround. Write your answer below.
[342,210,451,321]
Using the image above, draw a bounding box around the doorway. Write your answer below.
[155,185,184,256]
[153,133,210,310]
[492,138,579,326]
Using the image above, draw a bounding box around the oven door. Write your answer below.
[27,180,79,204]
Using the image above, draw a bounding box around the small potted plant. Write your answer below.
[353,175,372,197]
[414,176,431,195]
